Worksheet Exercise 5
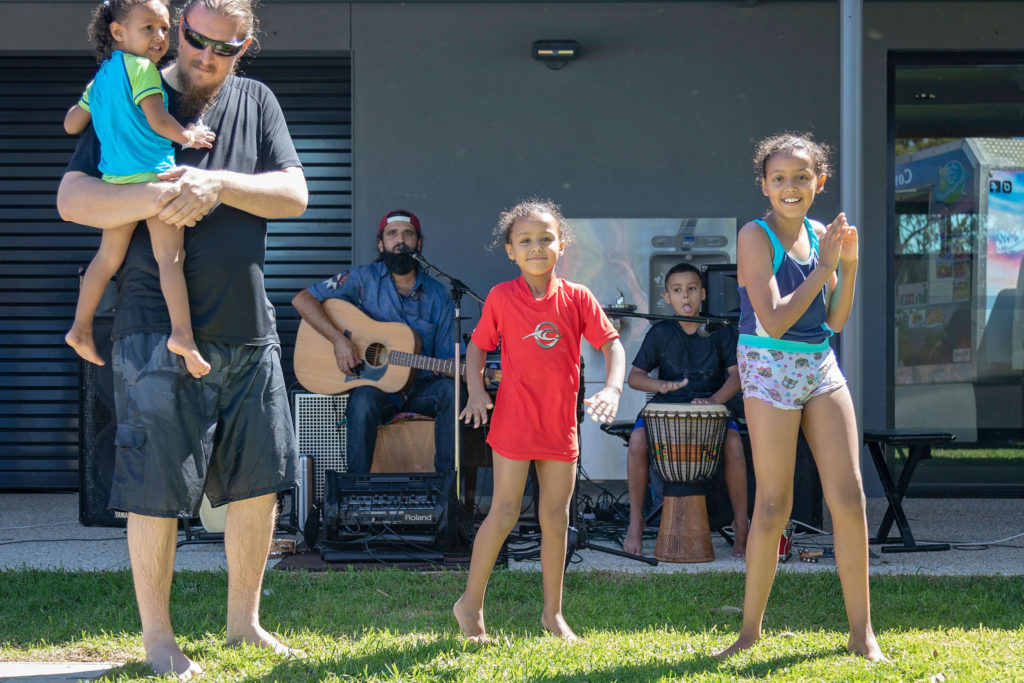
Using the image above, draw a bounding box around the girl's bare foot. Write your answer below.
[66,325,105,366]
[732,519,749,558]
[622,523,644,556]
[146,637,203,681]
[849,633,887,661]
[713,633,759,659]
[167,333,211,378]
[540,612,578,641]
[453,595,488,644]
[227,624,306,658]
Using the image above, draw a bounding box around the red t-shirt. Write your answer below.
[471,276,619,462]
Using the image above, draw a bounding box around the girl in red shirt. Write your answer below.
[454,199,625,643]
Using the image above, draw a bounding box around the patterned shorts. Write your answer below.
[737,343,846,410]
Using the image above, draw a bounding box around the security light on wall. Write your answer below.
[531,40,581,70]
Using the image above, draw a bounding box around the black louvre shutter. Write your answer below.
[0,55,352,490]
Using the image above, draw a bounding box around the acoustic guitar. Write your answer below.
[293,299,499,395]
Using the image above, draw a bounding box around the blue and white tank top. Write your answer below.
[737,218,832,351]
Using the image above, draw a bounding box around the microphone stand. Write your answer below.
[603,308,734,336]
[400,246,485,504]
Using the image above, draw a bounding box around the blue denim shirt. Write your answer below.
[307,262,456,376]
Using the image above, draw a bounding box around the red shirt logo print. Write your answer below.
[523,321,563,349]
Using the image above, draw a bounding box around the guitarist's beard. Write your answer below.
[381,250,417,276]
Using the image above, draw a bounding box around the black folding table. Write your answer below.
[862,429,954,553]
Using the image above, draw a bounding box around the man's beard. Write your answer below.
[381,250,417,276]
[172,59,229,121]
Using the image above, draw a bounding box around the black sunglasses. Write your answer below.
[181,18,247,57]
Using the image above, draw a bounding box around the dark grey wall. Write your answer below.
[350,2,840,326]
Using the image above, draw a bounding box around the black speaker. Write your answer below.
[79,313,125,527]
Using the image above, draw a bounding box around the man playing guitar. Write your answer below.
[291,209,457,474]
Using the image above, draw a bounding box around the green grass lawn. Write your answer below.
[2,568,1023,681]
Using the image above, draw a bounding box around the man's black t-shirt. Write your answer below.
[64,74,302,345]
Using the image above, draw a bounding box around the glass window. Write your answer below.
[891,57,1024,494]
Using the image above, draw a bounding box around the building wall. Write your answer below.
[4,1,1024,480]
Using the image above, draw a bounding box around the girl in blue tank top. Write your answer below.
[715,134,885,662]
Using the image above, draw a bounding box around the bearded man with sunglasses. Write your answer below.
[57,0,306,678]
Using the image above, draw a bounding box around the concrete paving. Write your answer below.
[1,492,1023,574]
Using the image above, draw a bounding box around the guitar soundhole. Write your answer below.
[365,342,388,368]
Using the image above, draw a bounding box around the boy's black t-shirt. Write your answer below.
[631,319,738,404]
[64,74,302,345]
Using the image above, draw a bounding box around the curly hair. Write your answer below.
[752,132,832,185]
[87,0,170,63]
[490,198,575,251]
[176,0,261,56]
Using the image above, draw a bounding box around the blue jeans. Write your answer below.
[344,375,458,474]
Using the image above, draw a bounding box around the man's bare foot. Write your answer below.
[227,625,306,658]
[848,633,887,661]
[732,519,749,558]
[167,333,211,378]
[713,633,758,659]
[66,325,105,366]
[453,595,489,644]
[540,612,578,642]
[622,523,644,556]
[145,637,203,681]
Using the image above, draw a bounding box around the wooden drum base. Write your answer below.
[654,494,714,563]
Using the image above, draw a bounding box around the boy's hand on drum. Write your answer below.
[659,378,688,394]
[583,386,621,424]
[690,397,711,405]
[459,392,494,428]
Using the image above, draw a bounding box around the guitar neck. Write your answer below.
[388,351,463,378]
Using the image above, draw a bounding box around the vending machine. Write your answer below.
[559,217,736,480]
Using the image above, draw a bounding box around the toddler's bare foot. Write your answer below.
[167,333,211,378]
[145,637,203,681]
[541,612,578,641]
[454,595,489,644]
[732,519,749,558]
[849,633,887,661]
[66,325,105,366]
[622,523,644,556]
[227,625,306,658]
[713,633,759,659]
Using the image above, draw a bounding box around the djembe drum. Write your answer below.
[641,402,729,562]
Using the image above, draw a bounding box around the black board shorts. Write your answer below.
[108,333,298,518]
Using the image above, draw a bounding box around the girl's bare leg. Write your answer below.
[147,218,210,378]
[802,387,886,661]
[67,223,135,365]
[723,429,750,557]
[454,454,531,643]
[714,397,801,659]
[534,458,578,640]
[622,427,649,556]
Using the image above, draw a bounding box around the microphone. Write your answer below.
[395,243,429,267]
[697,319,731,338]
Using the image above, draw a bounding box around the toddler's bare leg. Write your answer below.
[148,218,210,378]
[67,223,135,365]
